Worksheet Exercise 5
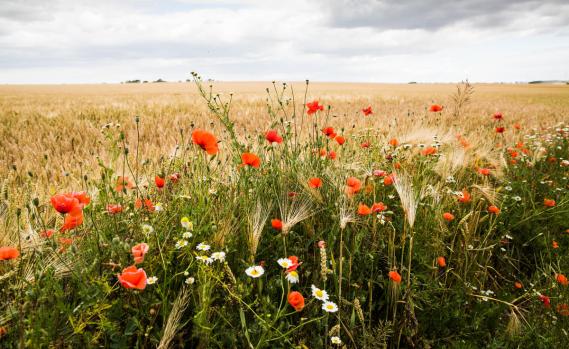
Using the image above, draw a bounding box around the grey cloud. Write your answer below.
[321,0,569,31]
[0,0,63,22]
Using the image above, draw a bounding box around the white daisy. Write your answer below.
[154,203,164,212]
[185,277,195,285]
[285,270,299,284]
[211,251,226,262]
[147,276,158,285]
[196,255,214,265]
[322,301,338,313]
[141,224,154,236]
[331,336,342,345]
[196,242,211,251]
[245,265,265,278]
[182,231,193,239]
[277,258,294,269]
[175,240,189,249]
[311,285,329,301]
[180,217,193,230]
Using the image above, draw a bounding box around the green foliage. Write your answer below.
[1,79,568,348]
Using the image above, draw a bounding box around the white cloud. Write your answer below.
[0,0,568,83]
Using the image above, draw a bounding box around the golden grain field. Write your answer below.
[1,82,568,200]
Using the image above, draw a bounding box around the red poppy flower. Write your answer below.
[271,219,283,231]
[360,141,371,148]
[362,106,373,116]
[514,281,523,289]
[106,204,123,214]
[383,174,394,186]
[478,168,491,176]
[495,127,505,133]
[429,104,443,112]
[135,198,155,212]
[287,291,305,311]
[70,191,90,206]
[308,177,323,188]
[155,175,165,188]
[327,150,337,160]
[118,266,147,290]
[358,203,372,216]
[421,146,437,156]
[50,194,80,214]
[241,153,261,168]
[345,177,362,196]
[487,205,500,215]
[0,246,20,260]
[265,130,283,144]
[373,170,386,177]
[544,199,556,207]
[389,138,399,147]
[388,270,402,283]
[443,212,455,222]
[192,129,219,155]
[40,229,55,238]
[306,100,324,115]
[437,256,446,268]
[539,294,551,308]
[493,112,503,120]
[553,241,559,249]
[287,255,300,272]
[115,176,135,192]
[508,149,519,158]
[513,123,521,130]
[322,127,336,138]
[458,189,471,203]
[557,303,569,316]
[335,136,346,145]
[60,205,84,232]
[371,202,387,212]
[132,243,149,264]
[557,274,568,286]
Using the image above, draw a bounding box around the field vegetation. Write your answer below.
[1,77,568,348]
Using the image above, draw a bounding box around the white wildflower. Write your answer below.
[322,301,338,313]
[285,271,299,284]
[196,242,211,251]
[311,285,329,301]
[245,265,265,278]
[211,251,226,262]
[175,240,188,249]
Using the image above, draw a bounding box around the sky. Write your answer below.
[1,0,569,83]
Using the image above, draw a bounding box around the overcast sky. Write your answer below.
[1,0,569,83]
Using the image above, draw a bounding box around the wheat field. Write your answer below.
[1,82,568,192]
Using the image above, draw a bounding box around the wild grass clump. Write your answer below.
[1,76,568,348]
